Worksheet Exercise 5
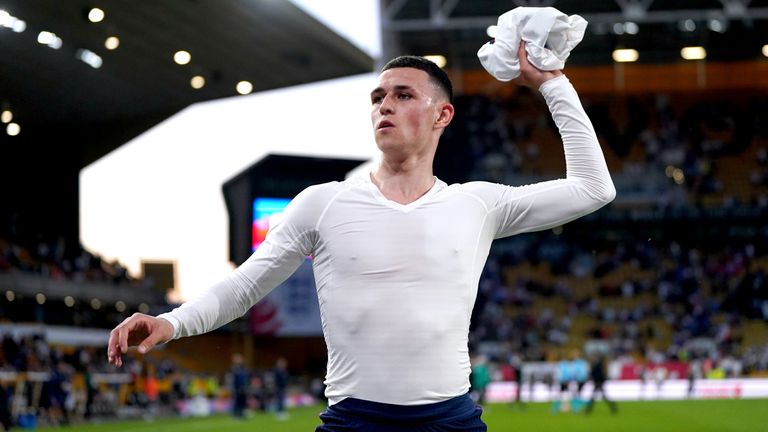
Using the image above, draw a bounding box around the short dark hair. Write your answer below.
[381,55,453,103]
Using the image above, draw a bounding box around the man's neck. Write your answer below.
[370,155,436,205]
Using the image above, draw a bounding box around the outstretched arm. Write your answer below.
[107,186,322,367]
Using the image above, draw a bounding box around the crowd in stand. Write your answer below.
[443,86,768,384]
[442,88,768,212]
[0,331,301,429]
[469,232,768,374]
[0,236,134,286]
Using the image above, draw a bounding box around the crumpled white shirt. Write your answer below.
[478,6,587,81]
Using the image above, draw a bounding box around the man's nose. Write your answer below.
[379,94,394,114]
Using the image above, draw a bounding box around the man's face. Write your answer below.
[370,67,446,155]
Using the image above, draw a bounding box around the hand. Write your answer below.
[107,313,174,367]
[514,41,563,89]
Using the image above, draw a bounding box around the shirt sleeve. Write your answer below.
[491,74,616,238]
[157,186,321,339]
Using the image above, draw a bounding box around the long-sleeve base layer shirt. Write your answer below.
[158,75,616,406]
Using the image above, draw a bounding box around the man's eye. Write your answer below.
[372,96,383,104]
[398,93,411,100]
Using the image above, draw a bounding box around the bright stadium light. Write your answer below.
[424,55,447,68]
[36,293,46,305]
[1,110,12,123]
[672,168,685,184]
[486,25,498,38]
[236,80,253,95]
[612,48,639,63]
[38,31,63,49]
[11,18,25,33]
[77,49,103,68]
[88,7,105,23]
[174,50,191,65]
[679,19,696,32]
[763,44,768,58]
[624,21,639,35]
[190,75,205,89]
[681,46,706,60]
[105,36,119,50]
[708,18,726,33]
[64,296,75,307]
[6,122,20,136]
[1,10,25,33]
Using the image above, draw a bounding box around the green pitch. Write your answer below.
[48,399,767,431]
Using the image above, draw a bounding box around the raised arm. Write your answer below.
[490,42,615,238]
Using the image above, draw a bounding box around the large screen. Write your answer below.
[252,197,292,251]
[250,196,322,336]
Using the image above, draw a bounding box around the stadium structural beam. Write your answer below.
[381,2,768,32]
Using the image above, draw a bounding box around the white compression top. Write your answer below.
[157,75,615,406]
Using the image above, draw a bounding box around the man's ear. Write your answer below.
[435,103,455,129]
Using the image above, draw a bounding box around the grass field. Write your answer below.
[42,399,768,432]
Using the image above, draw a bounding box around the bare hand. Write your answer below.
[514,41,563,89]
[107,313,174,367]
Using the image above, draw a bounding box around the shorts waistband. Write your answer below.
[327,393,476,424]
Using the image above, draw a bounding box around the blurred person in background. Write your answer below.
[469,354,490,405]
[509,354,525,410]
[552,353,574,413]
[107,39,614,430]
[230,353,250,420]
[142,365,160,420]
[273,357,289,420]
[571,350,590,412]
[585,352,617,415]
[43,359,72,426]
[0,383,11,431]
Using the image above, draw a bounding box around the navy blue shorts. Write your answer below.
[315,393,487,431]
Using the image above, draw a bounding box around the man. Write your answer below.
[585,353,618,415]
[469,354,490,405]
[107,42,615,430]
[572,349,590,412]
[273,357,289,420]
[230,353,249,419]
[552,354,573,413]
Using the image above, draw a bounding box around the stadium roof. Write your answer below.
[384,0,768,68]
[0,0,373,165]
